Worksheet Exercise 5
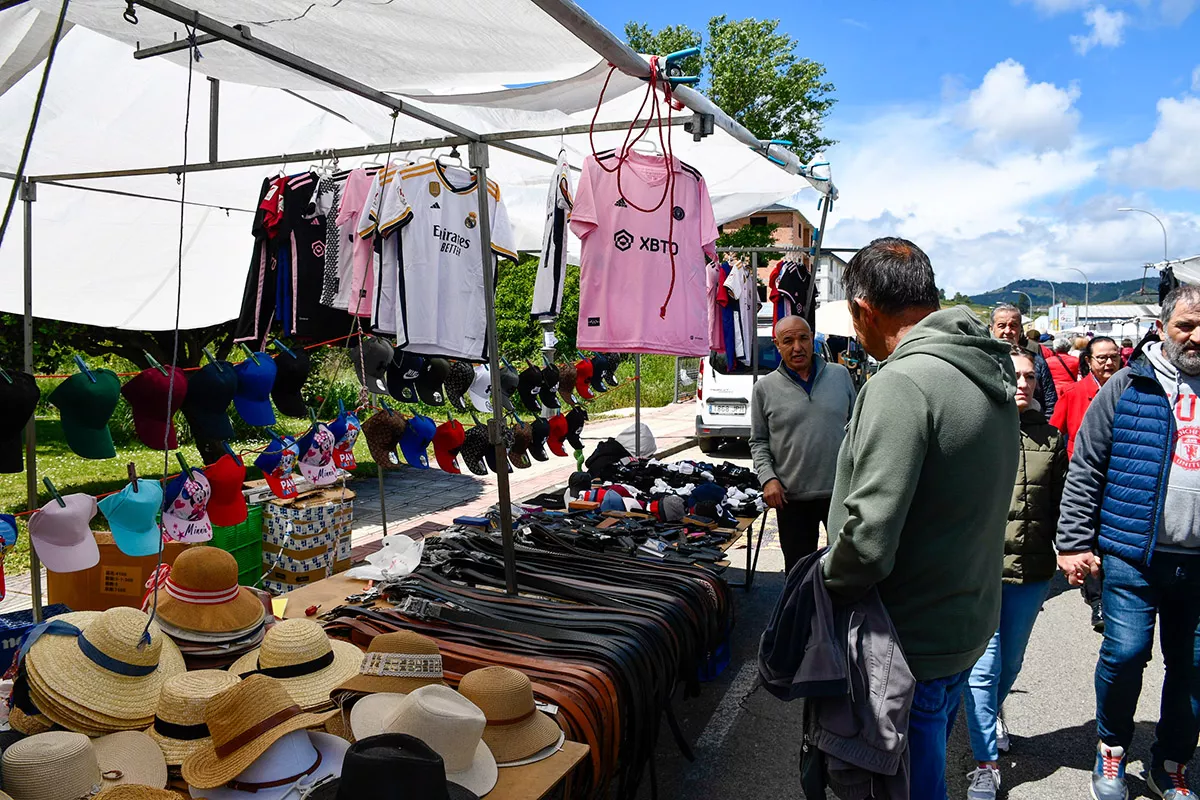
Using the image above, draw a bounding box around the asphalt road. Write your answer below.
[643,442,1195,799]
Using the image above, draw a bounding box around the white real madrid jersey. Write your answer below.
[359,161,517,359]
[532,150,573,318]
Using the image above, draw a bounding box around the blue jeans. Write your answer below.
[910,669,970,800]
[965,580,1051,762]
[1096,551,1200,766]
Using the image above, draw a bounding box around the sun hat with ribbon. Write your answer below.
[456,667,563,766]
[146,670,241,766]
[2,731,167,800]
[186,730,347,800]
[334,630,444,700]
[21,609,186,733]
[147,547,265,635]
[229,620,363,711]
[179,675,336,790]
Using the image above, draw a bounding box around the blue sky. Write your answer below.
[589,0,1200,294]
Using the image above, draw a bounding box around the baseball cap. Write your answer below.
[556,361,577,406]
[539,365,561,409]
[484,424,514,474]
[443,360,475,412]
[460,425,490,476]
[589,355,609,394]
[689,481,726,510]
[28,493,99,573]
[0,372,38,474]
[388,351,425,404]
[528,417,550,462]
[361,409,406,469]
[296,422,339,486]
[181,361,237,441]
[121,366,188,451]
[649,494,686,522]
[574,359,595,400]
[97,479,164,557]
[206,452,248,527]
[400,414,437,469]
[48,369,121,460]
[416,358,450,406]
[271,348,312,418]
[349,337,394,395]
[603,354,621,387]
[517,367,543,415]
[498,364,520,414]
[0,514,16,548]
[547,414,569,457]
[599,489,627,512]
[508,420,532,469]
[254,431,300,499]
[565,406,588,451]
[233,354,277,427]
[162,469,213,543]
[327,409,361,470]
[432,419,466,473]
[468,365,493,413]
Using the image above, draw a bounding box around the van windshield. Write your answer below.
[709,336,780,375]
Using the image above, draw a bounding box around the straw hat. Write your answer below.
[91,732,169,789]
[229,620,363,711]
[333,631,445,699]
[94,789,185,800]
[457,667,563,765]
[146,671,241,766]
[7,707,53,736]
[179,675,335,790]
[185,731,347,800]
[24,609,186,732]
[150,548,265,634]
[2,731,167,800]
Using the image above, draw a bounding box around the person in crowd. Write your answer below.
[823,238,1019,799]
[1043,337,1080,397]
[964,345,1068,800]
[1121,337,1135,365]
[1070,336,1088,358]
[991,304,1057,419]
[750,316,856,575]
[1057,285,1200,800]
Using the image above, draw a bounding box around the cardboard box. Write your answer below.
[261,490,355,591]
[46,533,189,611]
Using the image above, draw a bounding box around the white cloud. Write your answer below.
[1070,6,1129,54]
[1018,0,1196,24]
[1017,0,1092,13]
[1191,64,1200,91]
[1110,96,1200,189]
[962,60,1081,151]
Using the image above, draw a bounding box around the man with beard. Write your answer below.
[1057,284,1200,800]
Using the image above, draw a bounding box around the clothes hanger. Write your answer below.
[437,146,464,169]
[629,138,661,155]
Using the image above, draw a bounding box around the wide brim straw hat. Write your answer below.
[146,671,241,766]
[457,667,563,765]
[1,730,166,800]
[151,548,265,635]
[92,732,169,790]
[180,675,335,790]
[94,788,186,800]
[228,619,363,711]
[25,610,186,731]
[333,630,445,698]
[7,706,53,736]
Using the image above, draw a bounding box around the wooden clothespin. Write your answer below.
[176,452,194,481]
[143,351,168,376]
[241,344,261,365]
[43,477,66,508]
[127,463,139,492]
[73,355,97,383]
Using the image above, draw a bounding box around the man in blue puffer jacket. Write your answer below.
[1057,284,1200,800]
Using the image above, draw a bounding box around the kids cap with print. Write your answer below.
[97,480,165,557]
[416,358,450,406]
[271,349,312,418]
[547,414,569,457]
[361,409,406,469]
[181,361,237,441]
[29,493,100,573]
[574,359,595,400]
[432,419,466,473]
[468,364,493,414]
[48,369,122,460]
[387,351,425,405]
[0,512,14,597]
[443,360,475,412]
[254,432,300,499]
[517,367,543,416]
[296,423,339,486]
[460,426,490,476]
[538,365,561,410]
[400,414,437,469]
[327,410,361,470]
[349,337,394,395]
[565,406,589,451]
[162,469,213,543]
[528,417,550,462]
[122,366,189,451]
[0,372,39,474]
[233,354,277,427]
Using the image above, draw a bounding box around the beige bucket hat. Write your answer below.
[457,666,563,765]
[1,731,167,800]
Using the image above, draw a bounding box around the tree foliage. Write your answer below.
[625,17,836,161]
[715,222,784,265]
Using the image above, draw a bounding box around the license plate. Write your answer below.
[709,403,746,416]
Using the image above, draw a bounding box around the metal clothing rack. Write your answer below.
[14,0,834,619]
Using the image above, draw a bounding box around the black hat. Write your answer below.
[603,353,621,387]
[528,417,550,462]
[483,424,514,474]
[589,355,609,394]
[460,425,490,476]
[517,367,543,415]
[328,733,478,800]
[498,364,520,413]
[387,351,425,404]
[0,372,39,474]
[565,406,588,451]
[416,357,450,406]
[271,348,312,418]
[443,360,475,412]
[349,337,394,395]
[585,438,633,477]
[180,361,237,441]
[567,471,593,498]
[539,364,561,410]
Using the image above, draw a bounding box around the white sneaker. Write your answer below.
[967,766,1001,800]
[996,717,1010,753]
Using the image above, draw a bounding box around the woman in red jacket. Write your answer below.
[1041,339,1079,398]
[1049,336,1120,458]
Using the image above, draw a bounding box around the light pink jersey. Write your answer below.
[570,150,718,356]
[333,166,380,317]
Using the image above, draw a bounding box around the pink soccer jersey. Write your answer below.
[570,150,718,357]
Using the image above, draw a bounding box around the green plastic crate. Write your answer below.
[207,505,264,587]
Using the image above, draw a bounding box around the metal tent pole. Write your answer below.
[21,180,43,622]
[803,198,833,332]
[634,354,642,457]
[470,142,518,596]
[745,250,759,589]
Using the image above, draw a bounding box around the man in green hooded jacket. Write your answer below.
[823,237,1019,799]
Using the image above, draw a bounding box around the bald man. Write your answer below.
[750,315,857,573]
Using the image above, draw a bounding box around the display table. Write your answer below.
[489,741,589,800]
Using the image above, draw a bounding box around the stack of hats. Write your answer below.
[17,608,186,736]
[2,731,169,800]
[146,547,267,669]
[147,671,241,770]
[230,619,363,711]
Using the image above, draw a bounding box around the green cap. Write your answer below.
[48,369,121,459]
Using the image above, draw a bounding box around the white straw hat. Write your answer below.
[378,685,496,797]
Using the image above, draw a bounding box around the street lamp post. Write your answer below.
[1119,207,1169,263]
[1012,290,1035,318]
[1044,280,1055,306]
[1061,267,1089,331]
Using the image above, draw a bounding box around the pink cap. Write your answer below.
[28,493,100,573]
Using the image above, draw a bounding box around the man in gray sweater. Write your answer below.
[750,315,857,574]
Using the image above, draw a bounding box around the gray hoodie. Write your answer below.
[1145,342,1200,551]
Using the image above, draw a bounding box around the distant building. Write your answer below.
[719,204,815,285]
[1041,303,1160,339]
[815,252,847,306]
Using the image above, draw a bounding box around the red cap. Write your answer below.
[548,414,569,457]
[121,367,188,450]
[432,419,466,474]
[206,453,248,527]
[574,359,595,401]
